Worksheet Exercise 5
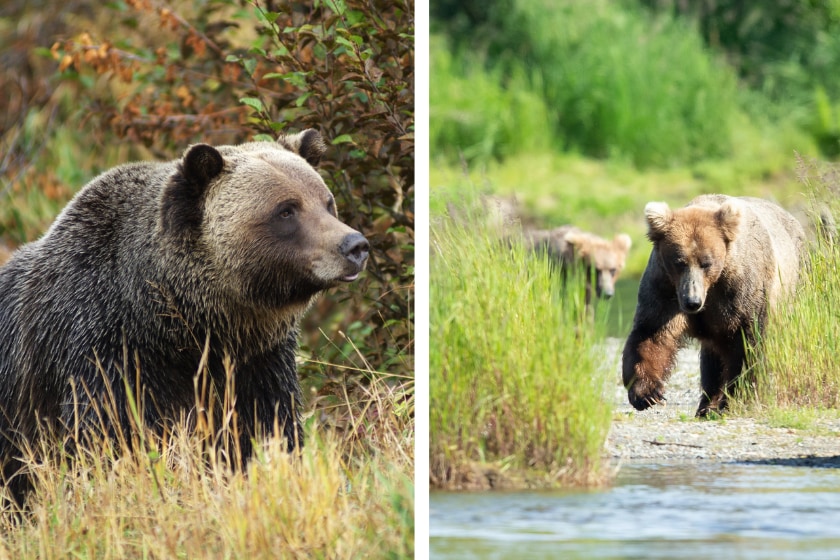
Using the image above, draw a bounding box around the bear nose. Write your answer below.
[340,232,369,268]
[682,296,703,313]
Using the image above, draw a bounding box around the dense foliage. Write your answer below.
[432,0,840,165]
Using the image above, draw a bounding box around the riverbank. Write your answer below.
[607,340,840,466]
[431,339,840,491]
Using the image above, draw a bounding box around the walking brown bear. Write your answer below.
[0,129,369,503]
[524,225,632,303]
[622,194,805,417]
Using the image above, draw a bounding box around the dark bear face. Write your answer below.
[645,200,740,314]
[162,130,369,309]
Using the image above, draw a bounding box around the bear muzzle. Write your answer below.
[338,232,370,282]
[677,271,706,313]
[596,271,615,299]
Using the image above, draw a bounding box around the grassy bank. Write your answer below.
[429,196,614,489]
[0,370,413,559]
[750,158,840,413]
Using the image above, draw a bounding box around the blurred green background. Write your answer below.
[430,0,840,279]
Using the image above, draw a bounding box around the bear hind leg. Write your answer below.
[697,343,747,417]
[697,346,725,417]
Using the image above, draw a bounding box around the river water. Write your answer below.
[430,461,840,559]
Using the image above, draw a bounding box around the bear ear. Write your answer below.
[161,144,224,238]
[278,129,327,167]
[563,230,590,257]
[614,233,632,253]
[563,230,582,246]
[182,144,224,186]
[716,199,741,243]
[645,201,672,242]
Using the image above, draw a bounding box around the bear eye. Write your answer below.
[326,197,336,214]
[275,204,297,220]
[700,259,713,270]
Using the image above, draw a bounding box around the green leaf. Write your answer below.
[331,134,354,145]
[335,36,356,51]
[323,0,346,16]
[239,97,265,113]
[295,92,313,107]
[253,133,275,142]
[243,58,257,76]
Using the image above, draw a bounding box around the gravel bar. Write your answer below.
[603,338,840,466]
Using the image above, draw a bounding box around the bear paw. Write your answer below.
[627,379,666,411]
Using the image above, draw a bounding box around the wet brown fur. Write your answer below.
[623,195,806,416]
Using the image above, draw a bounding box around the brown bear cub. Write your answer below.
[525,225,632,303]
[623,194,805,417]
[0,130,368,501]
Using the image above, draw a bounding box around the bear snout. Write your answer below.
[680,295,703,313]
[678,271,706,313]
[597,272,615,299]
[338,232,369,281]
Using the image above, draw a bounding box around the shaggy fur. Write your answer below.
[0,130,369,502]
[622,194,805,416]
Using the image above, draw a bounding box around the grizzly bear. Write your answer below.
[0,129,368,500]
[525,225,632,302]
[622,194,805,416]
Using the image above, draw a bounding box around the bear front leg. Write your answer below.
[622,315,686,411]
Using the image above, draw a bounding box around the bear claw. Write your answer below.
[628,384,666,411]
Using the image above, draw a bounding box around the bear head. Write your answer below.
[563,229,632,299]
[644,198,740,313]
[160,129,369,311]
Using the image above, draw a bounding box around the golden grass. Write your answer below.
[0,367,414,559]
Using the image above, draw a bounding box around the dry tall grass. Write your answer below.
[0,362,413,559]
